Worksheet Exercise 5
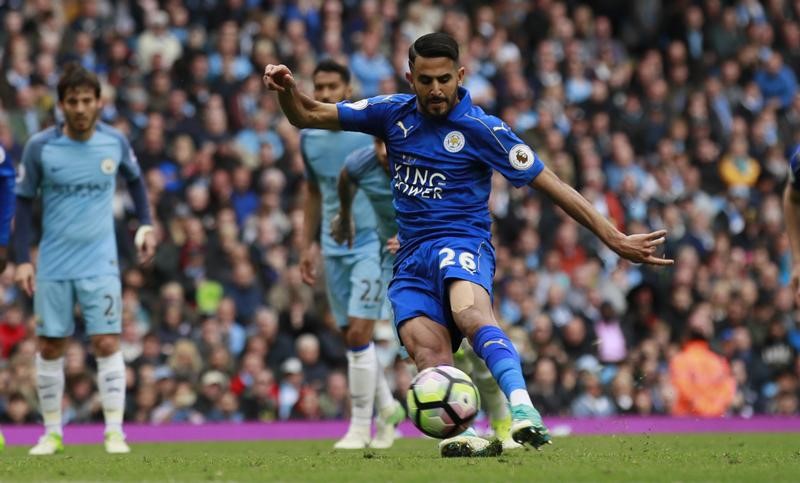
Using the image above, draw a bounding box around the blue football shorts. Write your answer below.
[388,236,495,352]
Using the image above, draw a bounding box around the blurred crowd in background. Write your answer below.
[1,0,800,426]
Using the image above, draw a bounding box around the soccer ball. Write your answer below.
[406,365,480,439]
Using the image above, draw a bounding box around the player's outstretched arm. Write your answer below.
[530,167,673,266]
[331,168,356,248]
[783,183,800,303]
[263,64,341,130]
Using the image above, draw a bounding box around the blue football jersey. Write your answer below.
[337,88,545,262]
[790,146,800,190]
[344,146,396,245]
[15,123,142,279]
[0,145,15,246]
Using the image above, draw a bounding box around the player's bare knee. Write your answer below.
[38,337,66,359]
[91,334,120,357]
[398,315,452,368]
[401,333,451,369]
[411,346,452,370]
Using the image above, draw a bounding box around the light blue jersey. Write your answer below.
[300,129,378,257]
[344,146,398,326]
[15,123,142,280]
[301,129,383,327]
[343,146,396,246]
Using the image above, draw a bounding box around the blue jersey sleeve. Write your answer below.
[472,117,545,188]
[790,147,800,190]
[15,133,45,198]
[336,95,398,138]
[0,147,14,246]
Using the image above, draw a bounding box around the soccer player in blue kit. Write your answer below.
[300,60,404,450]
[12,64,156,455]
[333,138,523,453]
[0,131,16,453]
[264,32,673,455]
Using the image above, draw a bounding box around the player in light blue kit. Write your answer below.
[264,33,672,456]
[333,138,523,451]
[13,64,156,455]
[300,60,404,450]
[0,134,16,453]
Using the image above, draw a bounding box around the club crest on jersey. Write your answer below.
[443,131,465,153]
[509,144,534,170]
[344,99,369,110]
[100,158,116,175]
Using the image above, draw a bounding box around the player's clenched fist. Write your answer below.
[263,64,296,92]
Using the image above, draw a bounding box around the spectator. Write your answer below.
[225,260,263,325]
[528,357,569,416]
[669,305,737,417]
[594,302,629,365]
[719,136,761,189]
[136,10,183,73]
[754,52,798,109]
[0,305,26,358]
[217,298,247,357]
[296,333,329,390]
[349,28,393,98]
[319,371,349,420]
[208,391,244,422]
[278,357,304,420]
[571,370,617,418]
[0,392,37,424]
[7,87,47,143]
[241,369,279,421]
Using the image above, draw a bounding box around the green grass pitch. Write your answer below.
[2,434,799,482]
